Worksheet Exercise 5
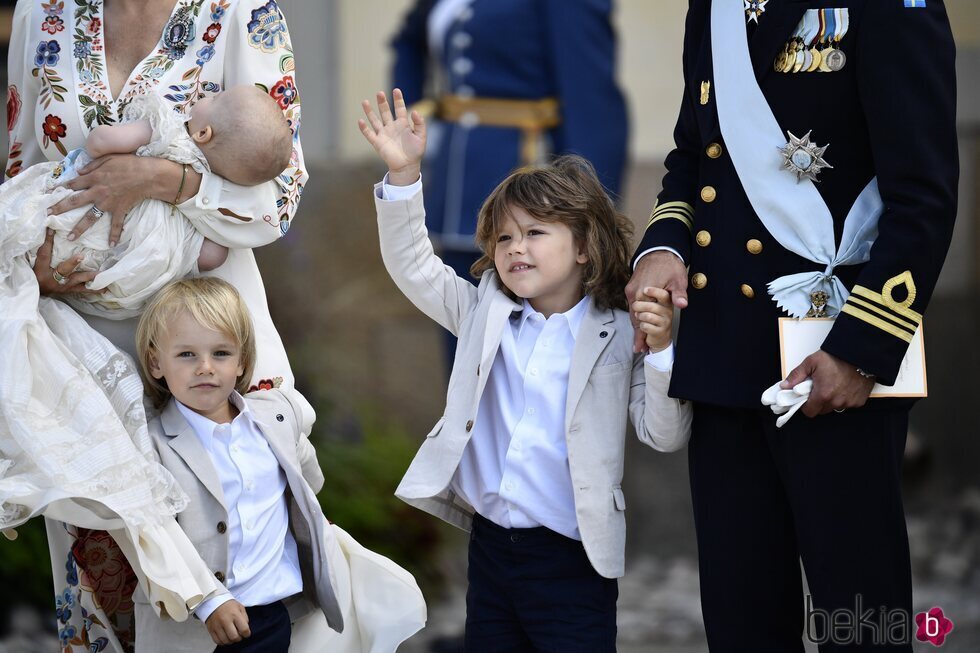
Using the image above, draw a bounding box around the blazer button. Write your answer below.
[465,420,474,432]
[746,239,763,255]
[216,521,227,534]
[276,413,285,422]
[696,230,712,247]
[700,186,717,203]
[214,571,225,583]
[476,365,480,376]
[599,331,608,338]
[741,284,756,299]
[706,142,723,159]
[691,273,708,290]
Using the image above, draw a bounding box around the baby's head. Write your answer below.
[136,278,256,414]
[472,155,634,311]
[186,84,293,186]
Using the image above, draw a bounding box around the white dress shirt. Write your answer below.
[176,393,303,622]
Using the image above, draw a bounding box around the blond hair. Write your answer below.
[472,155,634,311]
[204,85,293,186]
[136,278,256,408]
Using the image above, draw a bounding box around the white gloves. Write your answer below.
[761,379,813,428]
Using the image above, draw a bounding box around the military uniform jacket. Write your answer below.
[392,0,628,250]
[636,0,958,407]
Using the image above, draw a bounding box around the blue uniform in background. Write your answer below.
[391,0,629,262]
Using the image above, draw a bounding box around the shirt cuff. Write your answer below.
[194,592,234,623]
[633,246,685,270]
[380,173,423,201]
[644,343,675,372]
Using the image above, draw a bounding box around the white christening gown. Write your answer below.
[0,92,221,621]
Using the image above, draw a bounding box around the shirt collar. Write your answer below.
[514,294,591,341]
[175,391,251,451]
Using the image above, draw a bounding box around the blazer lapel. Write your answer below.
[748,0,809,81]
[480,288,522,369]
[564,300,616,432]
[161,401,227,510]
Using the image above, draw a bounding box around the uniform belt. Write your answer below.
[437,95,561,165]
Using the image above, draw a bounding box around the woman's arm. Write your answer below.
[6,0,44,177]
[173,0,309,249]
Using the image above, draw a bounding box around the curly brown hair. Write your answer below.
[471,155,633,311]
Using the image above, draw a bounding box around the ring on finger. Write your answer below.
[90,205,106,220]
[52,268,70,285]
[834,408,846,413]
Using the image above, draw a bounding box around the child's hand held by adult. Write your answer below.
[632,286,674,353]
[358,88,426,186]
[205,599,251,646]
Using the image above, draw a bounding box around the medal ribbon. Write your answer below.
[710,0,883,318]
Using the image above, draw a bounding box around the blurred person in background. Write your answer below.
[391,0,629,359]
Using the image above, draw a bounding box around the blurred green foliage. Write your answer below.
[0,519,55,620]
[313,406,445,592]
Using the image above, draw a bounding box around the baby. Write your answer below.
[3,84,292,319]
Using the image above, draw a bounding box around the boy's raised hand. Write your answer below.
[632,287,674,353]
[205,599,251,646]
[358,88,426,186]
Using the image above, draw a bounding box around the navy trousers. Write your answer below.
[464,513,618,653]
[214,600,290,653]
[689,404,913,652]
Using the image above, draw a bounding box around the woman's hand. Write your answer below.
[33,229,102,296]
[358,88,426,186]
[47,156,200,248]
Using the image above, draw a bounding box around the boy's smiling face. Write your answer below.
[149,310,243,424]
[493,205,588,317]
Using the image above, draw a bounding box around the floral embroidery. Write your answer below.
[7,85,21,132]
[35,40,61,66]
[203,22,222,43]
[42,15,65,34]
[248,376,284,392]
[269,74,296,109]
[136,0,207,107]
[42,114,69,155]
[246,0,288,53]
[41,0,64,16]
[196,43,215,65]
[5,141,23,178]
[55,547,111,653]
[87,16,101,34]
[72,0,111,124]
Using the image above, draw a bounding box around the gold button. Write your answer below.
[746,239,763,255]
[696,230,711,247]
[741,284,755,298]
[706,143,723,159]
[691,273,707,290]
[700,186,717,203]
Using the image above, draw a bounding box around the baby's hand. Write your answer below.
[632,287,674,353]
[358,88,426,186]
[205,599,250,646]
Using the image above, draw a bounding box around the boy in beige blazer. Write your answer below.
[131,278,343,653]
[359,90,692,652]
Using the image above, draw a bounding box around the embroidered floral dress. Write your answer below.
[5,1,310,650]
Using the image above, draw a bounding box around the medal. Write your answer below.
[779,130,833,183]
[824,48,846,72]
[162,2,195,58]
[805,291,830,318]
[792,42,806,73]
[744,0,769,24]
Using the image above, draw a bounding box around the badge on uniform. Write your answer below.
[775,8,849,74]
[904,0,926,7]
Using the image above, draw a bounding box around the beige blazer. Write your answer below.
[376,185,692,579]
[134,390,343,652]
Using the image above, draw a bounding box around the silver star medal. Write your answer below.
[779,131,833,182]
[745,0,769,24]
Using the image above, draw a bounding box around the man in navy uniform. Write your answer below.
[391,0,628,280]
[627,1,957,650]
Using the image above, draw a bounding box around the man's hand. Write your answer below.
[626,250,688,352]
[632,287,674,352]
[358,88,426,186]
[781,350,875,418]
[205,600,250,646]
